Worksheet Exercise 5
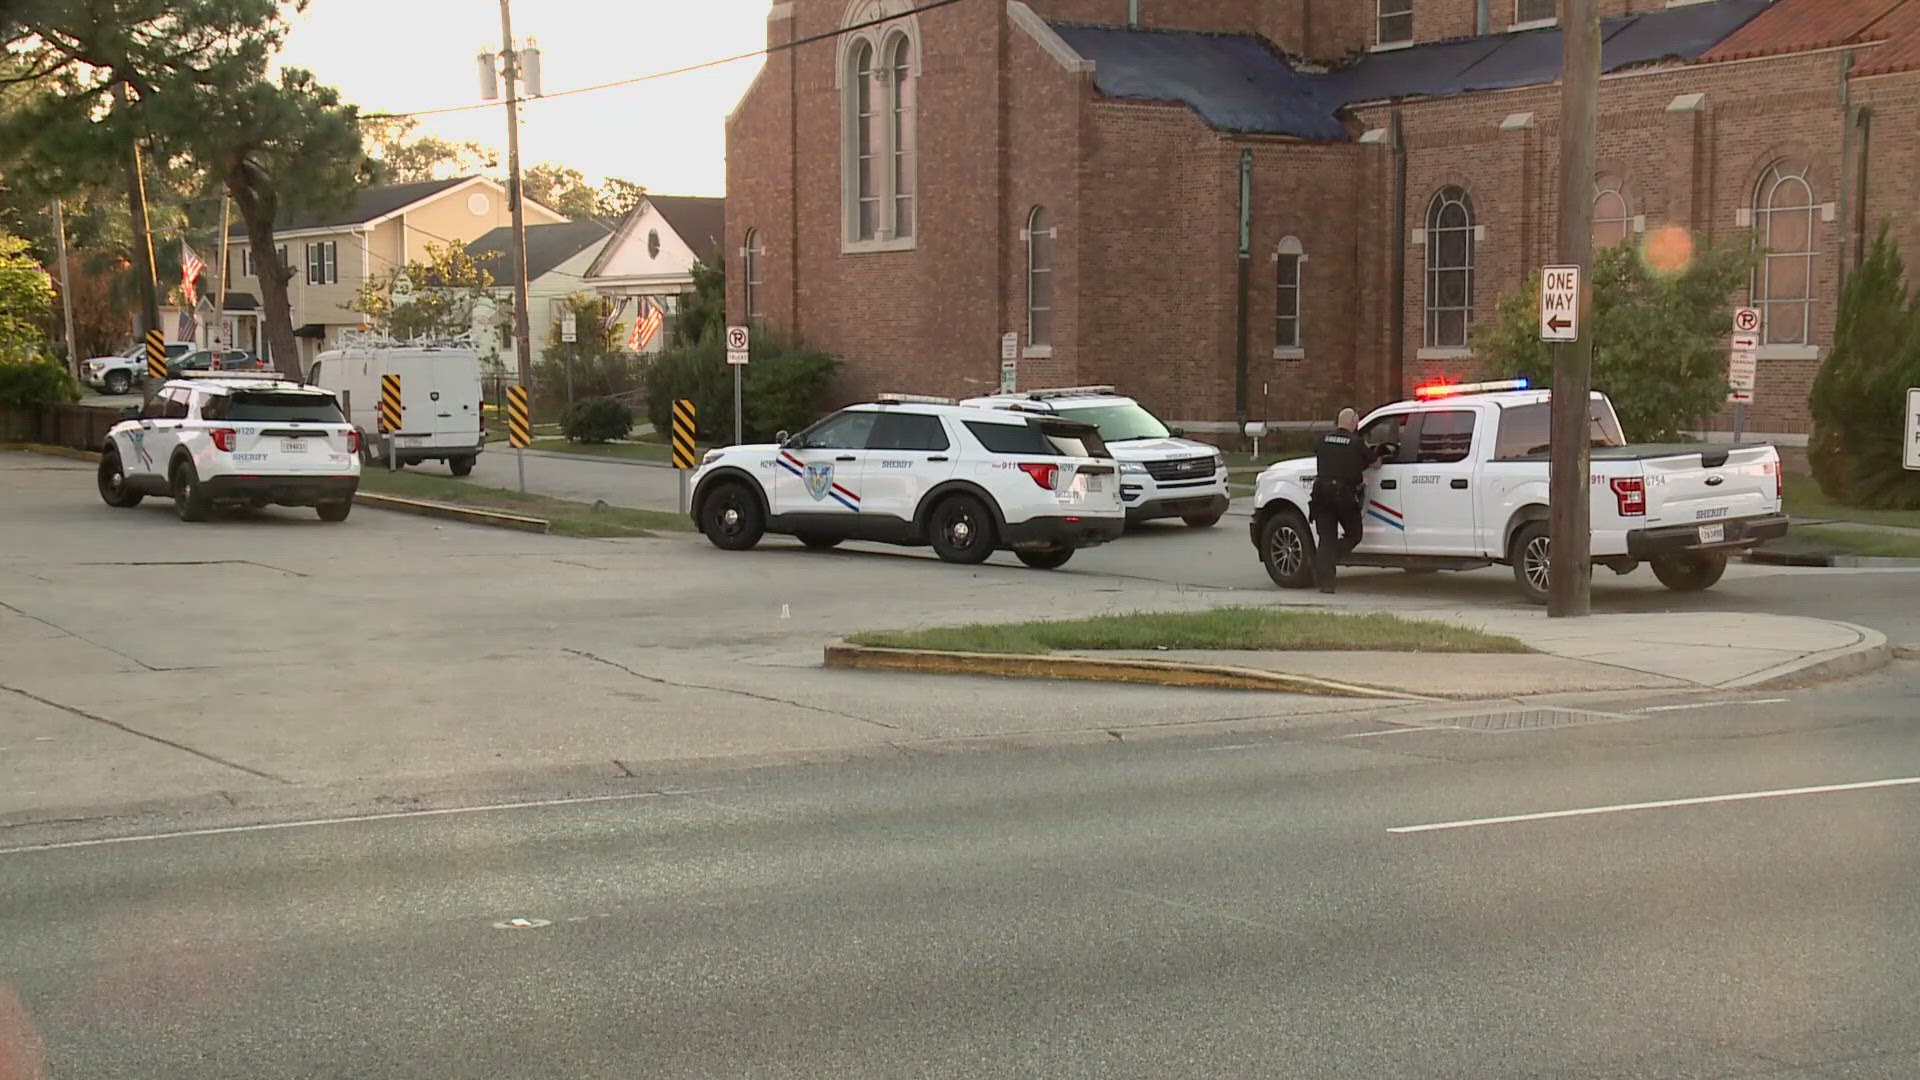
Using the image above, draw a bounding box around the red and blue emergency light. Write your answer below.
[1412,378,1531,400]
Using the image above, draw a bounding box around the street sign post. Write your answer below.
[1729,308,1761,441]
[726,325,749,446]
[1000,332,1019,393]
[560,310,578,408]
[1000,332,1018,361]
[506,384,531,493]
[1539,265,1580,342]
[1905,387,1920,472]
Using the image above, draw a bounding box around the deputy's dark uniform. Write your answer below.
[1309,428,1378,592]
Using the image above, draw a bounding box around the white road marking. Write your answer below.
[1341,726,1449,739]
[1637,698,1789,714]
[0,788,726,857]
[1197,743,1262,752]
[1390,776,1920,834]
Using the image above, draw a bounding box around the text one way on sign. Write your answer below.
[1539,265,1580,342]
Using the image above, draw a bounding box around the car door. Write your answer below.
[131,387,187,481]
[860,410,958,527]
[1397,408,1481,556]
[771,409,876,522]
[1354,411,1415,555]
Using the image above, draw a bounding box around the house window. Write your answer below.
[1753,160,1817,346]
[743,229,764,322]
[241,249,254,278]
[842,25,917,246]
[1593,179,1630,248]
[306,241,337,285]
[1515,0,1555,24]
[1378,0,1413,45]
[1424,187,1475,348]
[1274,237,1303,351]
[1026,206,1054,349]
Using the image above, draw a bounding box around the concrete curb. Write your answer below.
[1719,621,1892,690]
[822,641,1434,700]
[502,446,678,471]
[1746,549,1920,569]
[354,492,550,533]
[6,443,101,462]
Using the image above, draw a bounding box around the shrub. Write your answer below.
[644,326,839,444]
[1808,223,1920,509]
[561,396,634,444]
[0,356,81,407]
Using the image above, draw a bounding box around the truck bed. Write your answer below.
[1499,443,1771,465]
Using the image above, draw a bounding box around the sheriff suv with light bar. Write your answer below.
[97,372,362,522]
[1249,379,1788,604]
[959,386,1229,527]
[689,395,1124,567]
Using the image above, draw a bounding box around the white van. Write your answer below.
[307,343,485,475]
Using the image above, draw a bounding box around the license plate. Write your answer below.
[1085,476,1103,492]
[280,439,306,453]
[1698,523,1725,544]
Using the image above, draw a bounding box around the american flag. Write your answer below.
[176,307,196,342]
[600,296,630,331]
[629,298,664,351]
[179,242,205,306]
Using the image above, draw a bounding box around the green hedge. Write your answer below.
[644,327,838,444]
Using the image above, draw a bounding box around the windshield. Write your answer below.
[222,390,345,423]
[1054,403,1171,443]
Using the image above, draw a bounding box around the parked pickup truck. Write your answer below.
[1249,380,1789,603]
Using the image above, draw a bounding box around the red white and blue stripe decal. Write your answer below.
[777,451,861,512]
[1366,499,1405,531]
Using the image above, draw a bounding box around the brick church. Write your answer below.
[724,0,1920,438]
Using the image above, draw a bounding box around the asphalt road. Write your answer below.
[4,669,1918,1079]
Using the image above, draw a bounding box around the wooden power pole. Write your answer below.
[497,0,535,392]
[1548,0,1599,618]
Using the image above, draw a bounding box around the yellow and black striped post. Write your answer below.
[377,373,403,434]
[671,399,697,469]
[144,329,166,382]
[506,386,531,449]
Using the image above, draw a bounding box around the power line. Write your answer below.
[359,0,969,122]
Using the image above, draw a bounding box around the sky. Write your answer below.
[276,0,771,197]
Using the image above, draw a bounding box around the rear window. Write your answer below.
[209,391,345,424]
[1493,401,1627,460]
[963,418,1109,457]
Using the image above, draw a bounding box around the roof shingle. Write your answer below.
[643,195,726,267]
[466,219,615,286]
[1695,0,1906,64]
[227,176,474,236]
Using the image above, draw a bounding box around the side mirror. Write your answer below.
[120,406,141,420]
[1168,426,1187,439]
[775,430,791,446]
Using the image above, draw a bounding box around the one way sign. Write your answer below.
[1539,265,1581,342]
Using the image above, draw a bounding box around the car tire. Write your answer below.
[1015,546,1074,570]
[316,500,352,522]
[1258,508,1316,589]
[701,481,765,551]
[97,447,144,508]
[171,460,210,522]
[1510,521,1552,606]
[104,371,131,396]
[927,494,996,565]
[1650,551,1727,593]
[449,455,476,477]
[1183,512,1223,528]
[796,533,842,550]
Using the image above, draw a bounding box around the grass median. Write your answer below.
[848,607,1530,656]
[356,469,693,538]
[1786,524,1920,559]
[1782,473,1920,530]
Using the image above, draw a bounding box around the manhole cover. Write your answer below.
[1405,707,1631,732]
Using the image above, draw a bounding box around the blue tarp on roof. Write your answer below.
[1048,0,1770,140]
[1050,23,1351,140]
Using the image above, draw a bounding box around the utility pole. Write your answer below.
[495,0,535,392]
[1548,0,1599,618]
[119,83,161,341]
[215,195,232,349]
[50,200,78,377]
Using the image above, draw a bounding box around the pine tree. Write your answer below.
[1809,224,1920,509]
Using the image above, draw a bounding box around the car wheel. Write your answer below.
[316,500,352,522]
[1183,512,1223,528]
[701,482,765,551]
[1258,508,1316,589]
[449,455,476,477]
[171,460,210,522]
[927,494,996,565]
[104,371,131,396]
[1510,521,1552,606]
[97,447,144,508]
[796,533,842,550]
[1015,546,1074,570]
[1650,551,1727,592]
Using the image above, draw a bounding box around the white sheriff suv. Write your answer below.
[960,386,1230,527]
[688,396,1124,568]
[97,372,362,522]
[1249,380,1788,604]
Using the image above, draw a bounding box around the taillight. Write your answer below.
[1017,462,1059,490]
[1610,476,1645,516]
[1774,462,1783,501]
[346,428,361,454]
[209,428,237,452]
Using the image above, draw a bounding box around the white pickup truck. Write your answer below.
[1249,381,1788,603]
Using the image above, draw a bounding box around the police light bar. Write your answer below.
[1024,385,1117,400]
[178,370,284,381]
[875,393,954,405]
[1413,378,1530,400]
